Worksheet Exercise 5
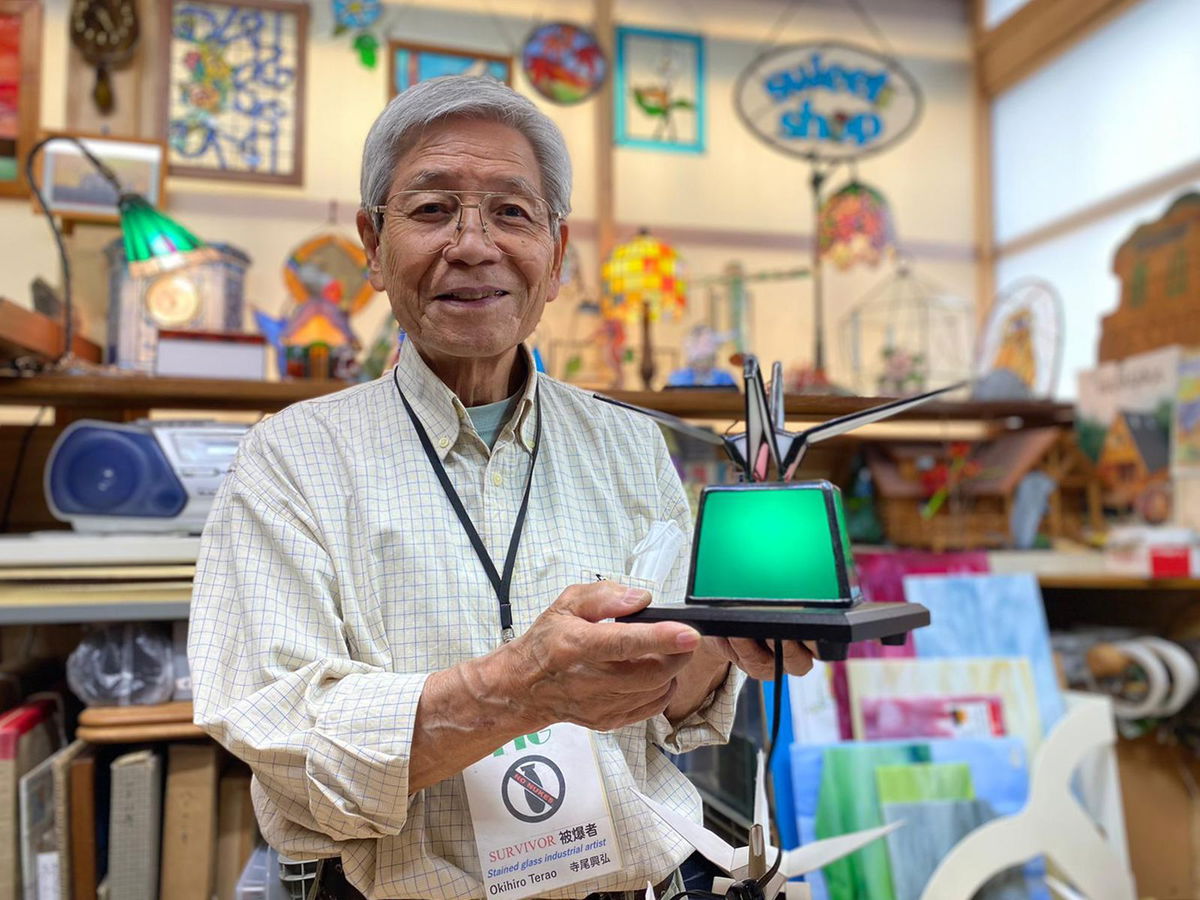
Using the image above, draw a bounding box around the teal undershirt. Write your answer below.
[466,393,520,449]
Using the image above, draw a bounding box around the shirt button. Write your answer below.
[438,436,450,448]
[492,473,503,486]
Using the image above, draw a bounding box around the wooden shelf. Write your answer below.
[1037,574,1200,591]
[0,372,1075,425]
[0,579,191,625]
[76,701,203,743]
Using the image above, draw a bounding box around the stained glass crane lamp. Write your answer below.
[24,135,214,368]
[601,229,686,389]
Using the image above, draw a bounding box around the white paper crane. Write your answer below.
[635,752,901,900]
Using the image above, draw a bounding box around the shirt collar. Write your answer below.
[393,340,539,460]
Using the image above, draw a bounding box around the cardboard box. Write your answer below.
[215,770,257,900]
[160,743,219,900]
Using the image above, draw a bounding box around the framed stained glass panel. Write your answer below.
[614,26,704,154]
[0,0,40,198]
[162,0,307,185]
[388,40,511,97]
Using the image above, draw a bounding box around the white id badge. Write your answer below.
[462,724,624,900]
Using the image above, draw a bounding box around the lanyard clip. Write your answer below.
[501,626,515,644]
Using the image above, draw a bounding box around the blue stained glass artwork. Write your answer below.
[389,41,511,96]
[332,0,381,30]
[167,1,308,184]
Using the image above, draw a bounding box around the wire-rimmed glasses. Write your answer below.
[369,190,557,256]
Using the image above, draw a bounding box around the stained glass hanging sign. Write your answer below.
[734,41,921,162]
[163,0,308,184]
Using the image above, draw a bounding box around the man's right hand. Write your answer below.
[496,581,702,733]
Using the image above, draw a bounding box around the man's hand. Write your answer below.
[704,637,816,681]
[498,581,702,733]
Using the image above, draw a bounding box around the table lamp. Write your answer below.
[598,356,964,658]
[24,135,214,369]
[601,230,686,389]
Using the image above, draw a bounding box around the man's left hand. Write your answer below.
[704,637,816,681]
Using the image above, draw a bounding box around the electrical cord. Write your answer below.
[666,642,787,900]
[24,135,124,369]
[0,405,49,533]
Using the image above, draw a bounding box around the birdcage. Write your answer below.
[839,263,974,397]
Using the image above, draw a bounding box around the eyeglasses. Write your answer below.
[369,190,557,256]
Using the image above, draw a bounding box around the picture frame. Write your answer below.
[0,0,41,199]
[389,40,511,97]
[614,26,705,154]
[161,0,308,185]
[32,133,167,223]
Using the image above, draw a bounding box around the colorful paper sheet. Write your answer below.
[874,762,974,805]
[881,799,1029,900]
[814,743,930,900]
[902,572,1065,733]
[829,551,990,738]
[860,694,1006,741]
[846,658,1043,758]
[791,737,1040,900]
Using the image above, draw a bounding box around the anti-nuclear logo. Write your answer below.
[501,755,565,823]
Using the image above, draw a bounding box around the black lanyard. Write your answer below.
[393,369,541,644]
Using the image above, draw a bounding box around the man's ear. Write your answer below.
[357,208,386,292]
[546,222,569,304]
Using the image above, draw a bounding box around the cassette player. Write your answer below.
[45,419,249,534]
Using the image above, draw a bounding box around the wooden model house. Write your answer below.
[1095,411,1170,507]
[1100,192,1200,362]
[865,427,1102,551]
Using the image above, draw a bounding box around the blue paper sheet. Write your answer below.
[903,572,1065,734]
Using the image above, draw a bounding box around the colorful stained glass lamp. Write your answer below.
[601,229,686,389]
[817,180,896,271]
[25,135,214,368]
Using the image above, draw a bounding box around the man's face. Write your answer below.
[358,118,567,362]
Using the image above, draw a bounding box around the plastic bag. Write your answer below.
[66,622,175,706]
[627,519,687,592]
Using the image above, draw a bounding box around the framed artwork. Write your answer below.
[33,133,166,223]
[614,26,705,154]
[389,40,511,97]
[0,0,41,198]
[162,0,307,185]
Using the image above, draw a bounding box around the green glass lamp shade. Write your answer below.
[688,481,861,605]
[118,193,215,277]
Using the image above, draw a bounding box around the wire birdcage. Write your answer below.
[839,263,974,396]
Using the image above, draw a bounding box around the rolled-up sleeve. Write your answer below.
[642,423,746,754]
[189,443,426,851]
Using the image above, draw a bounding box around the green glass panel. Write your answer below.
[118,194,206,263]
[691,484,847,601]
[833,488,858,598]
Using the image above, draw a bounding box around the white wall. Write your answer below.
[990,0,1200,398]
[0,0,974,391]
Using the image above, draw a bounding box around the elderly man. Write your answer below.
[189,75,813,900]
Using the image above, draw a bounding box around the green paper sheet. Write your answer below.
[875,762,975,806]
[815,743,932,900]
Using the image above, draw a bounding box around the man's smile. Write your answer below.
[433,286,512,303]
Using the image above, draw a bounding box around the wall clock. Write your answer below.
[70,0,139,114]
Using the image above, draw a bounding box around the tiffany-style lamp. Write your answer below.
[601,229,686,390]
[24,135,214,368]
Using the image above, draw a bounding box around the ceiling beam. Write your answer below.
[976,0,1143,96]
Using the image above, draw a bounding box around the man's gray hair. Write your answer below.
[360,75,573,228]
